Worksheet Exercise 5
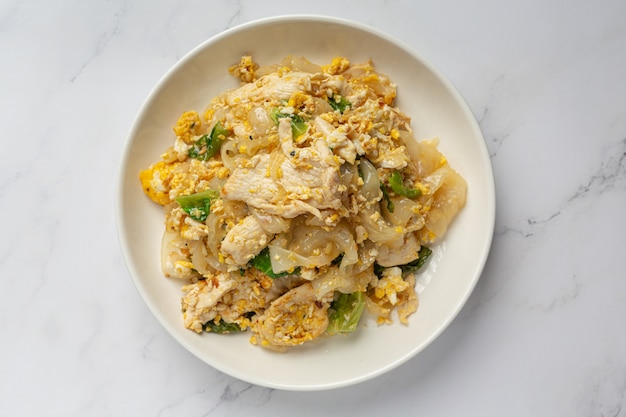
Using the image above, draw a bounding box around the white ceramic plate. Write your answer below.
[116,15,495,391]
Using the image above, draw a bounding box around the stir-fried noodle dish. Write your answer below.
[139,55,467,350]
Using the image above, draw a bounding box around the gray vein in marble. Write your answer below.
[163,0,242,61]
[77,304,105,359]
[582,364,626,417]
[461,138,626,318]
[156,390,194,417]
[69,1,128,83]
[0,163,26,193]
[497,137,626,238]
[140,334,159,360]
[476,73,515,158]
[530,274,581,313]
[225,0,242,30]
[0,0,23,33]
[155,377,272,417]
[477,106,511,159]
[217,380,272,407]
[203,380,272,416]
[567,137,626,203]
[31,219,61,298]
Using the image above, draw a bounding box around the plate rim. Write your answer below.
[115,14,496,391]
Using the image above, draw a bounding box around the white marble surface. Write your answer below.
[1,0,625,415]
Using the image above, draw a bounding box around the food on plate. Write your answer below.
[139,55,467,350]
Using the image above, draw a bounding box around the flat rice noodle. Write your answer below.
[269,220,358,272]
[189,240,221,275]
[358,158,381,202]
[421,166,467,240]
[281,55,322,74]
[268,245,318,273]
[161,229,197,279]
[310,265,374,298]
[358,204,400,243]
[382,196,422,228]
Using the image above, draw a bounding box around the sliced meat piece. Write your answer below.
[224,72,312,106]
[253,282,331,348]
[222,144,344,219]
[375,231,421,267]
[181,272,237,332]
[221,215,271,265]
[314,116,357,164]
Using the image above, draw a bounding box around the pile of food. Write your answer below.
[139,55,466,350]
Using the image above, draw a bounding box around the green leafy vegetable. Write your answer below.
[250,247,298,279]
[326,292,365,335]
[328,95,351,113]
[374,246,432,278]
[175,189,219,222]
[381,185,394,212]
[270,108,308,138]
[331,253,344,265]
[188,120,230,161]
[399,246,432,273]
[203,319,242,334]
[388,171,421,198]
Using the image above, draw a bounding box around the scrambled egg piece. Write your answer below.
[229,55,258,83]
[140,157,228,207]
[368,267,418,324]
[139,161,179,205]
[173,111,203,143]
[322,56,350,75]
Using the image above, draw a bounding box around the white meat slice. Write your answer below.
[314,117,357,164]
[224,72,312,106]
[278,117,295,155]
[249,207,292,234]
[375,231,422,267]
[253,282,332,348]
[221,215,270,265]
[319,75,345,95]
[181,272,237,332]
[222,144,344,220]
